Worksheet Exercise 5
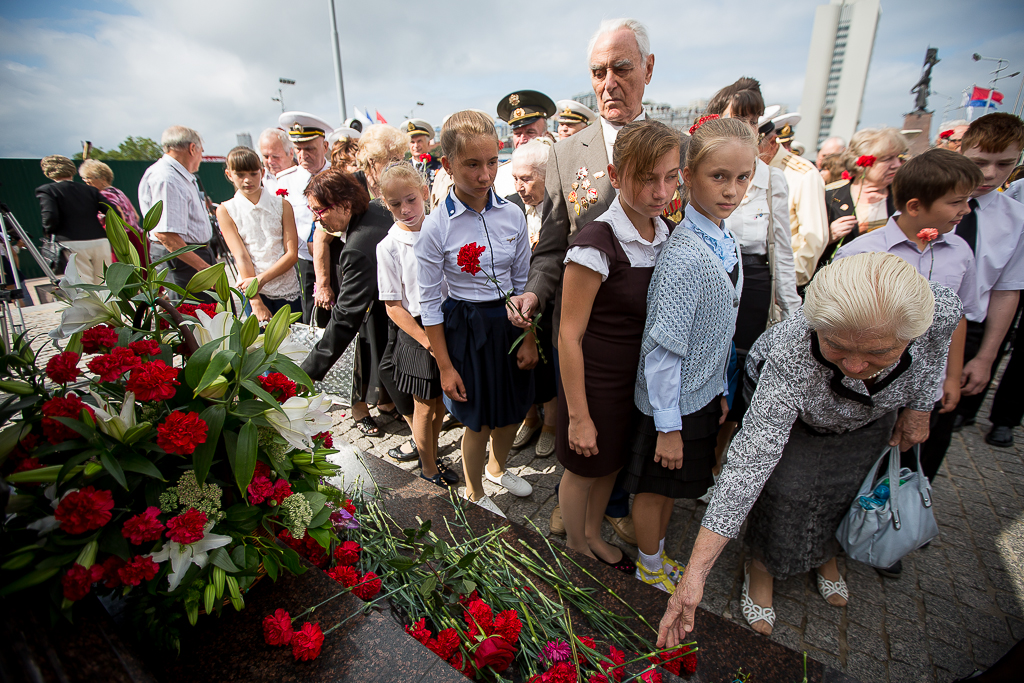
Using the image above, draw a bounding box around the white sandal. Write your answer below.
[741,562,776,632]
[816,572,849,605]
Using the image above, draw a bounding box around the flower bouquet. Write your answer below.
[0,202,343,650]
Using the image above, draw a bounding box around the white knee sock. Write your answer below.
[658,538,665,555]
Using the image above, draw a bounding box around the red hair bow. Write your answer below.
[688,114,720,135]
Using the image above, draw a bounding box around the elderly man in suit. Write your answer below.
[508,17,657,546]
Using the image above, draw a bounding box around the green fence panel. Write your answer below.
[0,158,234,279]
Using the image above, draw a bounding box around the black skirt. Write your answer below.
[441,297,533,432]
[621,396,721,498]
[393,317,442,400]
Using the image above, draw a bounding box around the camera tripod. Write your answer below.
[0,202,62,341]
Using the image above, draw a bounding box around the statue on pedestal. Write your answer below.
[911,48,940,113]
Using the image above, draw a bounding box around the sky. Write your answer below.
[1,0,1022,159]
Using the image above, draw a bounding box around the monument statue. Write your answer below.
[911,48,940,113]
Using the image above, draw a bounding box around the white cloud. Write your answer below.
[0,0,1022,157]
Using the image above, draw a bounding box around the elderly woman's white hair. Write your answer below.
[259,127,293,153]
[161,125,202,152]
[842,127,907,171]
[511,138,552,174]
[803,252,934,341]
[587,18,650,63]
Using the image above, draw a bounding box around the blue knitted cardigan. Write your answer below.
[634,220,743,417]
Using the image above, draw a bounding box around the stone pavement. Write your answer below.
[19,301,1023,682]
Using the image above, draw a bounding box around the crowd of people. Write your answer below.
[33,16,1024,652]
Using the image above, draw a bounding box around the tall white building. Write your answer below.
[795,0,881,155]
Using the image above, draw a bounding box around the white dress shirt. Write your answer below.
[270,165,314,261]
[138,155,212,244]
[730,159,802,316]
[415,189,531,327]
[599,110,647,169]
[563,195,670,280]
[1005,179,1023,204]
[377,223,447,318]
[973,189,1024,313]
[525,203,542,248]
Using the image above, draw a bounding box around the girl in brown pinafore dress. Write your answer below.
[556,120,679,575]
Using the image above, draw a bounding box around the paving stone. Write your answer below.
[846,595,885,627]
[846,652,889,683]
[883,591,920,622]
[926,615,963,648]
[805,650,842,672]
[890,636,931,668]
[1008,617,1024,641]
[927,644,974,680]
[961,610,1011,644]
[803,616,840,655]
[889,660,934,683]
[845,622,886,658]
[918,572,954,597]
[771,594,804,627]
[954,584,997,612]
[768,621,802,652]
[846,570,885,605]
[971,638,1010,669]
[994,591,1024,619]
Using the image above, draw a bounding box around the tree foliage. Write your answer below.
[74,136,162,161]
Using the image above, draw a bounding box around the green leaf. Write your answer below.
[238,347,268,382]
[100,451,128,489]
[195,349,234,394]
[184,340,219,390]
[49,416,95,440]
[418,574,438,597]
[240,379,286,414]
[262,551,280,581]
[233,421,258,496]
[456,551,477,569]
[306,526,329,548]
[142,200,164,233]
[119,452,165,480]
[192,405,226,484]
[278,546,307,575]
[0,567,60,596]
[229,400,267,418]
[57,448,98,486]
[104,262,136,298]
[301,491,327,519]
[385,557,418,572]
[307,505,332,529]
[122,422,153,445]
[224,502,261,522]
[99,521,131,560]
[461,579,477,595]
[209,547,240,573]
[149,244,201,268]
[269,355,314,392]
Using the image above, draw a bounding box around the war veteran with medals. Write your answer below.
[404,118,441,191]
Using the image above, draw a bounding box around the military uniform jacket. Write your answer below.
[769,146,829,287]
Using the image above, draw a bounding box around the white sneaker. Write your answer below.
[461,489,506,518]
[485,469,533,497]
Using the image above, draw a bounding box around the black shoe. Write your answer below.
[388,439,419,462]
[875,559,902,579]
[441,414,463,432]
[985,426,1015,448]
[594,549,637,575]
[434,459,459,485]
[951,415,975,432]
[419,471,452,488]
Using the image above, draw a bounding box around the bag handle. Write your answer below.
[886,443,930,530]
[765,168,780,329]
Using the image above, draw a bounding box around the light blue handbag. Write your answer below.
[836,445,939,568]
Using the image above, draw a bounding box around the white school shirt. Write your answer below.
[270,165,314,261]
[222,188,300,300]
[973,189,1024,314]
[563,195,670,280]
[730,159,801,316]
[377,223,447,318]
[599,110,646,169]
[415,188,531,327]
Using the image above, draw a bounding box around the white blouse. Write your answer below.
[222,188,300,300]
[377,224,447,318]
[563,196,670,281]
[730,159,802,316]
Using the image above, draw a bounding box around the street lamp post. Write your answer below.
[272,78,296,113]
[328,0,347,124]
[972,54,1019,113]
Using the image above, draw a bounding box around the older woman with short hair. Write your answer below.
[354,124,409,198]
[656,252,962,643]
[79,159,148,267]
[819,127,907,267]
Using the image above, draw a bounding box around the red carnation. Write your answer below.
[12,457,42,474]
[419,153,432,163]
[457,242,486,276]
[122,506,165,545]
[269,478,293,504]
[177,302,219,318]
[651,647,692,676]
[165,508,208,544]
[681,651,697,675]
[576,635,596,665]
[429,628,460,660]
[473,636,516,673]
[493,609,522,644]
[590,676,610,683]
[343,499,356,514]
[841,170,852,181]
[19,432,40,452]
[254,461,273,479]
[688,114,720,135]
[602,645,627,682]
[41,394,96,444]
[640,669,663,683]
[117,555,159,586]
[939,129,954,140]
[156,410,208,455]
[917,228,939,242]
[99,556,126,588]
[327,565,360,588]
[128,339,161,358]
[126,360,180,402]
[352,571,381,601]
[465,599,494,636]
[259,372,297,403]
[46,351,81,384]
[87,347,139,382]
[856,154,876,168]
[291,622,324,661]
[247,475,274,504]
[55,486,114,534]
[545,662,578,683]
[314,431,334,448]
[276,188,289,197]
[62,563,104,601]
[263,608,294,646]
[81,325,119,354]
[405,618,432,645]
[333,540,361,566]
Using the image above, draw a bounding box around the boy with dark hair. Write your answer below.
[928,113,1024,460]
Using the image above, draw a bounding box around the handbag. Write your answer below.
[764,169,783,329]
[835,444,938,568]
[287,316,352,400]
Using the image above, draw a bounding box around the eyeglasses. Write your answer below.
[311,204,335,220]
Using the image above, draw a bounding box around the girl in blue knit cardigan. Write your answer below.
[624,116,758,593]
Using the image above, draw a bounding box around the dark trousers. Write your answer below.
[989,304,1023,428]
[297,258,325,326]
[150,243,215,304]
[262,295,302,317]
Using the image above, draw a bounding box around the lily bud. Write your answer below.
[215,271,231,303]
[225,575,241,601]
[239,314,260,349]
[204,583,217,614]
[292,452,313,466]
[198,375,229,399]
[244,277,261,299]
[186,262,226,296]
[212,566,226,599]
[0,379,34,395]
[75,541,99,569]
[186,600,199,626]
[262,305,291,354]
[105,209,136,266]
[230,594,245,611]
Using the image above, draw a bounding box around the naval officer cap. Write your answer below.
[403,118,434,138]
[278,111,333,142]
[327,126,362,146]
[554,99,597,126]
[756,105,782,136]
[496,90,557,129]
[771,112,802,143]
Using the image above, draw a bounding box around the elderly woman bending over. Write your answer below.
[657,252,961,644]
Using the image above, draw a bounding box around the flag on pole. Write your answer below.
[967,86,1003,108]
[359,108,374,127]
[375,110,388,124]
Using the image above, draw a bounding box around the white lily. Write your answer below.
[26,484,63,536]
[89,391,137,442]
[191,309,235,354]
[148,522,232,591]
[264,393,333,451]
[247,334,307,363]
[49,254,122,339]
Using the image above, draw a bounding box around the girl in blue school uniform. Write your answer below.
[414,110,538,516]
